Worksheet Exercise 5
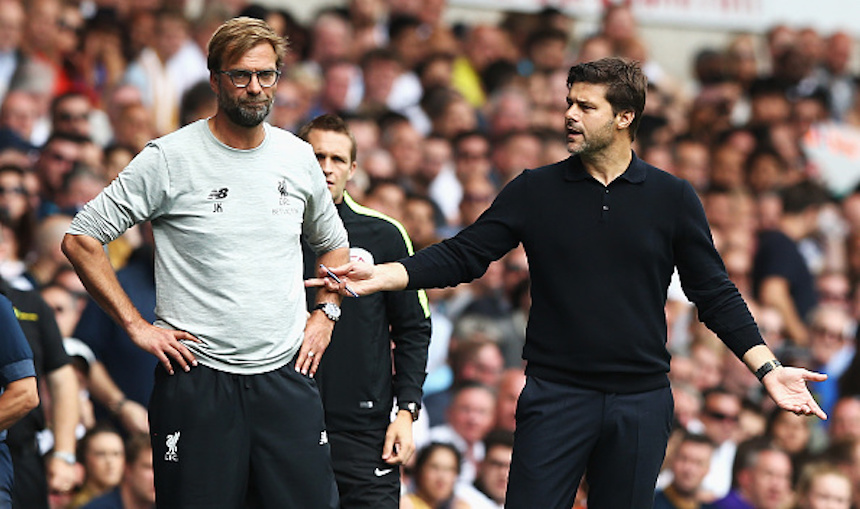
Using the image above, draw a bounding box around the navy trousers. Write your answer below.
[506,376,673,509]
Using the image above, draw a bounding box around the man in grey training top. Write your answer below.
[62,17,347,508]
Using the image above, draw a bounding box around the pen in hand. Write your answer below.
[319,264,360,298]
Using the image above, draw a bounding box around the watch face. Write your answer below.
[404,402,420,421]
[321,303,341,320]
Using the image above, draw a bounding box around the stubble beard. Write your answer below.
[219,90,273,128]
[568,117,616,156]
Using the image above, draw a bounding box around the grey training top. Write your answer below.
[68,119,349,374]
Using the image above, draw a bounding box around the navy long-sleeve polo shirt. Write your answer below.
[402,153,763,394]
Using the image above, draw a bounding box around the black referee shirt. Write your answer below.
[403,153,763,394]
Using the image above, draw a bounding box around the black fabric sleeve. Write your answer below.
[383,225,432,404]
[402,172,527,289]
[674,181,764,358]
[35,294,71,374]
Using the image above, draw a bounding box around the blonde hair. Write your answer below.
[795,462,852,508]
[207,17,287,72]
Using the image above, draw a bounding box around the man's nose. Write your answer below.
[246,74,263,93]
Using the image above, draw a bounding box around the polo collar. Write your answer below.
[564,151,647,184]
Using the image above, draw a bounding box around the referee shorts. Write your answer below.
[148,360,339,509]
[329,429,400,509]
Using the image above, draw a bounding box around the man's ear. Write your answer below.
[617,110,635,130]
[348,161,357,181]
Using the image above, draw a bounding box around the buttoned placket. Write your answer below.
[601,186,610,221]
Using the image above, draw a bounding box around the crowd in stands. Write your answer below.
[2,0,860,507]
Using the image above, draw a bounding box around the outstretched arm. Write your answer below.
[306,260,410,297]
[742,344,827,419]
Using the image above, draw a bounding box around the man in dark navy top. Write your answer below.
[310,58,826,509]
[0,294,39,509]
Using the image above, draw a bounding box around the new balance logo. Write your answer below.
[208,188,229,200]
[319,430,328,445]
[374,468,393,477]
[165,431,180,462]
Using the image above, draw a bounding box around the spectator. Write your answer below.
[456,429,514,508]
[23,213,73,288]
[451,25,513,108]
[712,438,793,509]
[489,130,541,185]
[123,7,208,136]
[44,282,149,437]
[0,90,39,146]
[426,382,497,484]
[828,396,860,442]
[423,338,504,426]
[0,0,29,103]
[794,462,853,509]
[752,180,829,346]
[654,432,717,509]
[69,425,124,509]
[0,164,35,272]
[809,31,855,121]
[493,367,525,433]
[806,305,856,417]
[34,132,88,217]
[700,387,743,500]
[764,409,815,483]
[402,194,443,251]
[403,442,469,509]
[80,433,154,509]
[50,92,94,140]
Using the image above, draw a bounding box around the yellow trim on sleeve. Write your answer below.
[343,192,431,318]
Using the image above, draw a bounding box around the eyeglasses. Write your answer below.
[57,112,89,122]
[704,409,739,423]
[217,69,281,88]
[812,326,846,341]
[0,185,26,196]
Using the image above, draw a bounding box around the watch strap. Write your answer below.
[755,359,782,382]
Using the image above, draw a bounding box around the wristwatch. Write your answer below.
[401,401,420,422]
[755,359,782,382]
[52,451,76,465]
[313,302,341,322]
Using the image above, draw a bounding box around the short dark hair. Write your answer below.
[566,57,647,141]
[731,437,786,488]
[779,180,830,215]
[413,442,463,477]
[297,114,357,164]
[50,91,90,120]
[125,432,152,465]
[679,431,715,450]
[483,428,514,451]
[77,423,122,460]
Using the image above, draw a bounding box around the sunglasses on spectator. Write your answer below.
[704,409,739,422]
[57,112,89,122]
[0,185,26,196]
